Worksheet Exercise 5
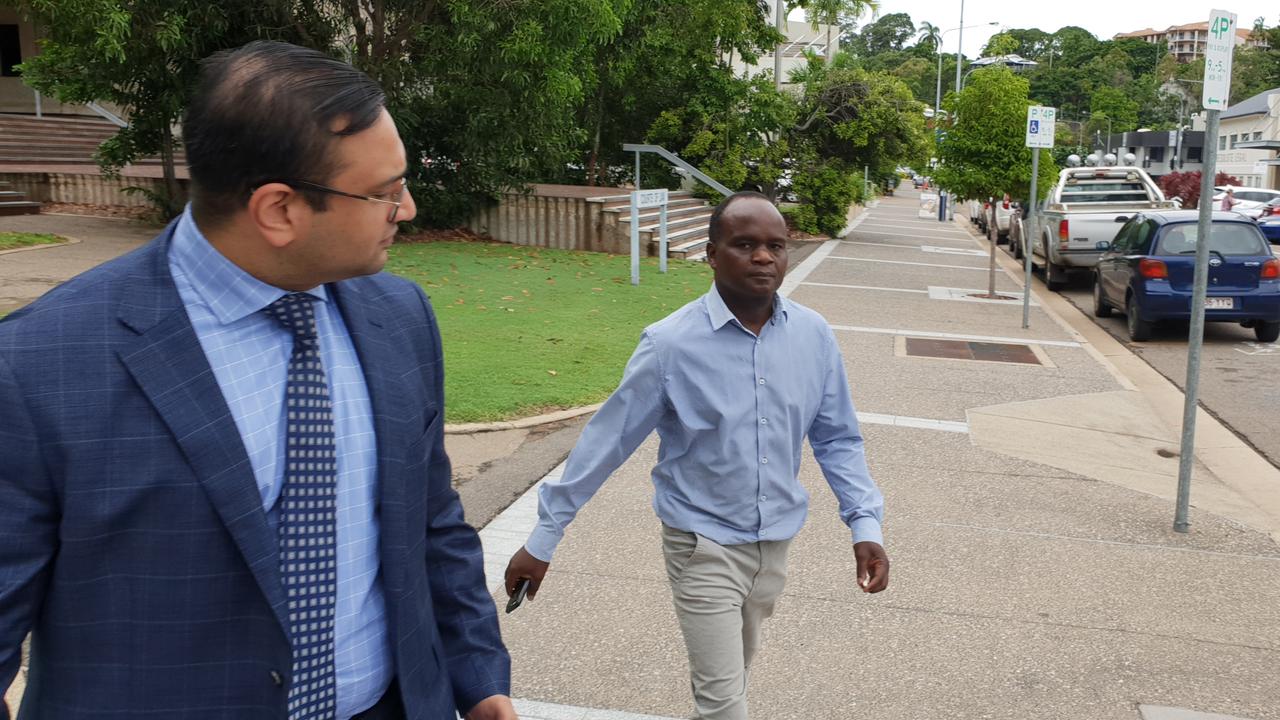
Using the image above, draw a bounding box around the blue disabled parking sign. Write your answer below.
[1029,120,1040,133]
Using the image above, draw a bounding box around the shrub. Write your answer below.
[1158,171,1242,209]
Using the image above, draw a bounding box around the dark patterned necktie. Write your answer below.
[264,292,337,720]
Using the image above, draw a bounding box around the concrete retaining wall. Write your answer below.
[468,187,628,255]
[0,171,188,207]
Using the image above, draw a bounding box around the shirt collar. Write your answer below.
[171,205,327,325]
[704,282,788,332]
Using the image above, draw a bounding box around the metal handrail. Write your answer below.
[622,143,732,197]
[86,101,128,128]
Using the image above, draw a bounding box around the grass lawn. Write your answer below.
[385,240,712,423]
[0,232,63,251]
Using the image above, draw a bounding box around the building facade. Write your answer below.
[1114,22,1262,63]
[1216,88,1280,190]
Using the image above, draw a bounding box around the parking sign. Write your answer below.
[1202,10,1237,110]
[1025,106,1055,149]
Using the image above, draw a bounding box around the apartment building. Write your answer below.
[1114,22,1263,63]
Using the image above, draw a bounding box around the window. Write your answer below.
[1229,134,1238,148]
[1188,146,1202,162]
[1255,132,1264,141]
[1156,222,1267,256]
[1134,221,1156,253]
[1219,135,1227,150]
[0,25,20,77]
[1148,147,1164,162]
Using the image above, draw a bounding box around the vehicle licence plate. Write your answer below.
[1205,297,1234,309]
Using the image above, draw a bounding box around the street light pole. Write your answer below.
[935,22,997,119]
[954,0,966,97]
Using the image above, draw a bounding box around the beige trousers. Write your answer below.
[661,524,792,720]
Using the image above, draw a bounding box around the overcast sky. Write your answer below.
[845,1,1280,57]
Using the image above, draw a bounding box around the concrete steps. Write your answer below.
[0,114,184,166]
[0,181,40,216]
[593,189,713,262]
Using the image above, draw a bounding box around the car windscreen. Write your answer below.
[1061,181,1150,203]
[1154,223,1270,256]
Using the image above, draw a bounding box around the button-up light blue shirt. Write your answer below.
[526,285,884,561]
[168,208,391,718]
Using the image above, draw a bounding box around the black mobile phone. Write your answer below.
[506,578,530,614]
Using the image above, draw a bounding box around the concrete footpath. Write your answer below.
[485,189,1280,719]
[4,199,1280,718]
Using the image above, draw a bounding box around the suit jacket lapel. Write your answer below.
[116,228,290,634]
[333,282,409,598]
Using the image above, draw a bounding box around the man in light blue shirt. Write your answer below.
[505,192,888,720]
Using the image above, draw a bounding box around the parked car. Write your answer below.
[1093,211,1280,342]
[982,193,1017,244]
[1213,186,1280,219]
[1258,214,1280,244]
[1260,197,1280,217]
[1028,165,1177,289]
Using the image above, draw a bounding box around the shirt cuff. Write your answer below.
[849,516,883,547]
[524,524,564,563]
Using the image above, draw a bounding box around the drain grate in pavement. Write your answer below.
[903,337,1044,365]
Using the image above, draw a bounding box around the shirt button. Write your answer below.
[756,339,761,345]
[761,457,768,464]
[758,378,766,385]
[760,417,768,425]
[760,495,768,501]
[270,670,284,687]
[761,530,768,538]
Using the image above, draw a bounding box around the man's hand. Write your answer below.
[465,694,517,720]
[853,541,889,593]
[504,546,550,600]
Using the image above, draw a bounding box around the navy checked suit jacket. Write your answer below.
[0,225,510,719]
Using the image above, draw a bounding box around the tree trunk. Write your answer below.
[161,122,180,219]
[585,80,606,186]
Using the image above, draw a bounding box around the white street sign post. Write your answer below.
[1022,106,1055,327]
[1176,8,1236,533]
[630,188,670,285]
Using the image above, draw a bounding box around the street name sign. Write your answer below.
[632,188,668,208]
[1202,10,1237,110]
[1025,106,1056,149]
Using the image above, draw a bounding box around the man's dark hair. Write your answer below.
[183,40,386,226]
[708,191,774,245]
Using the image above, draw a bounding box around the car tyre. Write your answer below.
[1046,259,1068,291]
[1092,275,1112,317]
[1255,321,1280,343]
[1126,295,1152,342]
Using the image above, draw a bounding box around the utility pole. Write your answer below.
[775,0,786,90]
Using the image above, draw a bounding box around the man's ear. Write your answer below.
[705,240,717,269]
[248,183,307,249]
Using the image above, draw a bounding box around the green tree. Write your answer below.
[981,32,1019,57]
[846,12,915,57]
[17,0,304,214]
[1089,85,1139,133]
[934,66,1057,205]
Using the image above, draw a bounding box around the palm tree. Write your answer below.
[917,20,941,55]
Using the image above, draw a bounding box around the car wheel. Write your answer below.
[1092,275,1112,317]
[1046,259,1068,291]
[1126,295,1152,341]
[997,230,1009,245]
[1255,321,1280,343]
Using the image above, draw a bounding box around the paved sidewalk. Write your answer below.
[0,213,160,314]
[487,189,1280,719]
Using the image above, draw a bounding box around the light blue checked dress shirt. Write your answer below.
[526,285,884,562]
[169,207,391,718]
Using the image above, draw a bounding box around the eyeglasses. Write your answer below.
[278,177,407,222]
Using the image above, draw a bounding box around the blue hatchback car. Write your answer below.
[1093,211,1280,342]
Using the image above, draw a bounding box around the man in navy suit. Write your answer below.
[0,41,514,720]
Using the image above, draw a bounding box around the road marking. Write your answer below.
[856,412,969,433]
[801,282,928,294]
[844,231,976,245]
[827,256,989,271]
[829,324,1082,347]
[779,239,841,296]
[921,245,989,257]
[857,223,972,236]
[513,699,683,720]
[1235,341,1280,356]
